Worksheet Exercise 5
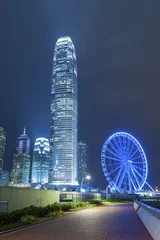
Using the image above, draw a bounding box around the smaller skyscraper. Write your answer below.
[0,170,9,186]
[0,127,6,182]
[77,141,88,185]
[31,138,50,184]
[11,128,30,185]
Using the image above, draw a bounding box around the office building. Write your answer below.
[11,128,30,184]
[78,141,88,185]
[49,36,78,185]
[31,138,50,184]
[0,170,9,186]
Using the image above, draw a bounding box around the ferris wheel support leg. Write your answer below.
[144,181,154,192]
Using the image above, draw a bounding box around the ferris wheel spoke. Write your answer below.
[107,164,123,177]
[106,162,120,167]
[127,170,132,191]
[105,155,122,162]
[117,136,123,149]
[123,136,127,148]
[118,168,126,189]
[130,155,142,161]
[132,164,143,171]
[130,167,140,189]
[108,141,122,158]
[113,165,124,186]
[127,142,135,158]
[129,148,139,159]
[112,137,122,153]
[129,172,137,191]
[132,165,145,182]
[106,148,121,159]
[126,138,132,151]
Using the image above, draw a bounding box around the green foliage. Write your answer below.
[89,200,102,205]
[47,211,57,218]
[21,215,38,225]
[0,213,11,226]
[60,203,72,211]
[47,210,64,218]
[45,202,61,213]
[0,200,98,227]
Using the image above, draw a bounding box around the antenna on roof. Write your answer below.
[23,126,26,135]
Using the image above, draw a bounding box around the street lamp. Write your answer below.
[80,175,91,202]
[106,185,110,201]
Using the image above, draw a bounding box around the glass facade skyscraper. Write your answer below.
[77,141,88,185]
[31,138,50,184]
[11,128,30,185]
[0,127,6,182]
[49,36,78,185]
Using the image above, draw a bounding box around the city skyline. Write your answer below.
[50,36,78,185]
[0,1,160,187]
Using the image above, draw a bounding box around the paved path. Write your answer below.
[0,204,152,240]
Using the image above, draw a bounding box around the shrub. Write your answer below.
[9,210,25,222]
[0,213,11,226]
[47,211,58,218]
[75,202,86,208]
[57,210,64,215]
[46,203,61,213]
[60,203,72,212]
[21,215,38,225]
[47,210,64,218]
[90,200,102,205]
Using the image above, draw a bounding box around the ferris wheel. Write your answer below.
[101,132,148,193]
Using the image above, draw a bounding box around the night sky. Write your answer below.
[0,1,160,188]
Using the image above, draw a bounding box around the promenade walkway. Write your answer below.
[0,203,152,240]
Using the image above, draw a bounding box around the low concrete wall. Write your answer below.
[133,201,160,240]
[0,187,59,212]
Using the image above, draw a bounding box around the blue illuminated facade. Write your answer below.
[31,138,50,184]
[49,36,78,185]
[101,132,148,193]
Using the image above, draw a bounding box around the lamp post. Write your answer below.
[106,185,110,201]
[80,175,91,202]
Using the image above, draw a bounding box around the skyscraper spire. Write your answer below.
[23,126,26,135]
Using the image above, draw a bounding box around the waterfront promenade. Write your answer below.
[0,203,152,240]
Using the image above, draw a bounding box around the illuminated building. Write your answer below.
[49,36,78,185]
[11,128,30,184]
[31,138,50,184]
[0,127,6,182]
[78,141,88,185]
[0,170,9,186]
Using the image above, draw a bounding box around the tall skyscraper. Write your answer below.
[77,141,88,185]
[0,127,6,182]
[49,36,78,185]
[31,138,50,184]
[11,128,30,185]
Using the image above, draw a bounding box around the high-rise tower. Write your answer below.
[11,128,30,185]
[49,36,78,185]
[31,138,50,184]
[0,127,6,182]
